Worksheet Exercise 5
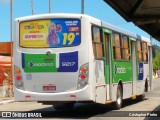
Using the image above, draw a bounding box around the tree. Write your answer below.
[153,53,160,72]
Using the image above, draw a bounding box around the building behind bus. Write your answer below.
[0,42,13,97]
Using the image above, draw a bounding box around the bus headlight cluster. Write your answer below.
[14,65,24,90]
[78,63,89,89]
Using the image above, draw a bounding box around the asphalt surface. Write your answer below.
[0,79,160,120]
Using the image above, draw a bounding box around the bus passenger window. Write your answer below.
[92,26,101,43]
[92,26,104,59]
[122,35,130,60]
[142,42,148,62]
[137,41,143,61]
[113,33,122,60]
[92,43,96,57]
[96,44,103,58]
[115,48,121,59]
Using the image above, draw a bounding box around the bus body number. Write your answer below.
[62,62,75,67]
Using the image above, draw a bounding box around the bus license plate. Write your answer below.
[43,86,56,91]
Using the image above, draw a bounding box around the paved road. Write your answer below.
[0,79,160,120]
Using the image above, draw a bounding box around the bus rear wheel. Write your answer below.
[113,85,123,110]
[137,80,147,101]
[137,93,145,101]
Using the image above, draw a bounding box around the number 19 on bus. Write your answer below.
[63,33,75,45]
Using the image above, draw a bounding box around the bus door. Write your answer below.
[103,28,112,101]
[130,38,137,97]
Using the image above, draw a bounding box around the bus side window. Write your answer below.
[142,42,148,62]
[137,41,148,63]
[92,26,104,59]
[122,35,130,60]
[137,41,143,62]
[113,33,122,60]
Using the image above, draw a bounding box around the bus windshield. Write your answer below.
[20,19,81,48]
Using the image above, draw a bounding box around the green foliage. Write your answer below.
[152,45,160,72]
[152,45,160,59]
[153,53,160,72]
[153,45,160,52]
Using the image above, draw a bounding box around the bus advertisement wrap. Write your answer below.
[20,19,80,48]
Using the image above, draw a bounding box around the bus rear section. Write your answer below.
[13,14,91,103]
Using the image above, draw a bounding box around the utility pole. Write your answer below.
[150,36,153,91]
[31,0,34,15]
[81,0,84,14]
[10,0,12,43]
[49,0,51,13]
[10,0,13,81]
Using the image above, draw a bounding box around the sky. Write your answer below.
[0,0,159,44]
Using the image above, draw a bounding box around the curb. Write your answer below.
[0,99,14,105]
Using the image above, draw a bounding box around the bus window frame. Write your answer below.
[121,35,130,61]
[112,32,122,60]
[137,40,148,63]
[91,25,104,60]
[112,32,130,62]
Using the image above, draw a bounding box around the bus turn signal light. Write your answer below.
[15,69,21,74]
[81,67,87,73]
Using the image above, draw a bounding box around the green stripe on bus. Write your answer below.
[24,54,57,72]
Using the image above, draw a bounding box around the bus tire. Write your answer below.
[137,86,146,101]
[113,85,123,110]
[145,80,148,92]
[137,93,145,101]
[137,80,147,101]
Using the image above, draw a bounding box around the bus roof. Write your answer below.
[102,22,136,38]
[15,13,83,21]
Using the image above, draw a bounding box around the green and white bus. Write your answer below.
[13,13,152,109]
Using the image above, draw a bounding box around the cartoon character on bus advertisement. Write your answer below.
[47,22,62,46]
[46,19,80,47]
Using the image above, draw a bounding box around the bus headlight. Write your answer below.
[77,63,89,89]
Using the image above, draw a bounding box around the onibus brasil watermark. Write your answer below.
[2,112,42,118]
